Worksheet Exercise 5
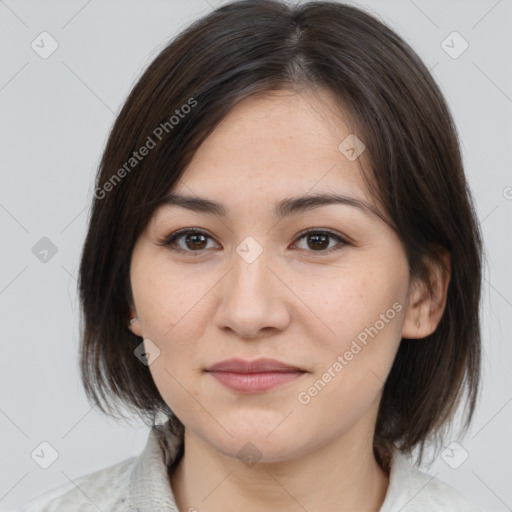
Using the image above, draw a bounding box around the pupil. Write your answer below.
[309,233,328,250]
[187,233,206,250]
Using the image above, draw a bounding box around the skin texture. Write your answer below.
[129,88,451,512]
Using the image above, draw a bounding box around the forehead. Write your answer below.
[173,88,375,211]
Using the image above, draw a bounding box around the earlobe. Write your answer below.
[128,312,142,336]
[401,247,451,339]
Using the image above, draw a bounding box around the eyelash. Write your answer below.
[158,227,350,256]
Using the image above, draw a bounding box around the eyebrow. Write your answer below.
[158,191,381,220]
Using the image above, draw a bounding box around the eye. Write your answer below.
[159,228,220,255]
[292,229,349,253]
[158,228,350,255]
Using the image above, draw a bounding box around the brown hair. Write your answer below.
[78,0,483,467]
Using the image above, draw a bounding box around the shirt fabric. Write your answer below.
[18,419,481,511]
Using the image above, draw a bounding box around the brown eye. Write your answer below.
[307,233,330,250]
[293,229,349,253]
[184,232,208,250]
[160,229,220,254]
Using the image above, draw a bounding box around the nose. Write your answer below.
[213,243,291,339]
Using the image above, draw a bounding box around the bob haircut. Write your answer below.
[78,0,483,468]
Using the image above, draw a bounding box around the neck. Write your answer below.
[170,426,389,512]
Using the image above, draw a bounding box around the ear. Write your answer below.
[402,246,451,339]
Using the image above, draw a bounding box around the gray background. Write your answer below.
[1,0,511,510]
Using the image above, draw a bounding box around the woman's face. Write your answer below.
[129,88,417,462]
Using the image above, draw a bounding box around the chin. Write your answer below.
[214,434,305,465]
[191,414,311,464]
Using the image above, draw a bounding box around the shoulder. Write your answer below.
[17,421,183,512]
[380,449,482,512]
[401,470,482,512]
[18,456,137,512]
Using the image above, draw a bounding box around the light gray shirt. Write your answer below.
[18,420,481,511]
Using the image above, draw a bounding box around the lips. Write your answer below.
[205,358,307,393]
[205,358,304,373]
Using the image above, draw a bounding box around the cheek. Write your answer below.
[295,262,407,347]
[292,259,408,412]
[130,259,210,386]
[131,256,208,341]
[141,307,204,424]
[293,287,405,439]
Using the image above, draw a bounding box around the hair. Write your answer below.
[78,0,483,469]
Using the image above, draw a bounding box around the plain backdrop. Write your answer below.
[1,0,511,510]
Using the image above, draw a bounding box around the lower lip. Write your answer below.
[207,371,305,393]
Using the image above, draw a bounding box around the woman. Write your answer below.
[20,1,483,510]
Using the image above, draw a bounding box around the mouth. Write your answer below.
[204,358,307,393]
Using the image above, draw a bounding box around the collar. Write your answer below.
[127,420,183,511]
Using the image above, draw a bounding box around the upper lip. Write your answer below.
[205,358,305,373]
